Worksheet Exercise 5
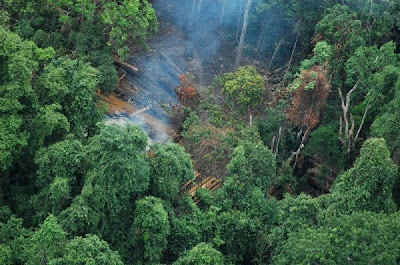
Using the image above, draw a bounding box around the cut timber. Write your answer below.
[185,172,222,204]
[113,56,138,75]
[131,107,150,117]
[97,91,134,114]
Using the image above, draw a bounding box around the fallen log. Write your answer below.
[131,107,150,117]
[113,56,139,75]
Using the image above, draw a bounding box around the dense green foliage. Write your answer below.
[0,0,157,93]
[50,234,124,265]
[221,65,265,111]
[273,211,400,264]
[173,243,225,265]
[1,0,400,264]
[147,143,194,202]
[131,196,170,265]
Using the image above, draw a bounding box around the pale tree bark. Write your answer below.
[220,0,226,22]
[275,127,282,156]
[249,113,253,126]
[235,0,252,69]
[259,30,271,59]
[189,0,197,27]
[354,104,370,143]
[338,80,370,154]
[113,56,138,75]
[271,136,276,151]
[285,34,299,76]
[270,127,283,156]
[192,0,197,13]
[256,15,269,52]
[338,54,380,154]
[291,127,310,172]
[268,38,284,71]
[197,0,203,13]
[338,82,358,153]
[248,107,253,126]
[235,1,245,40]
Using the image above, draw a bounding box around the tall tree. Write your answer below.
[0,214,32,264]
[235,0,252,69]
[59,125,150,246]
[221,65,265,124]
[371,88,400,158]
[31,139,84,223]
[338,42,399,155]
[315,4,365,76]
[224,140,276,202]
[286,41,332,169]
[49,235,123,265]
[0,28,39,172]
[130,196,170,265]
[173,243,226,265]
[33,57,102,138]
[272,211,400,265]
[147,143,194,202]
[327,138,398,215]
[27,215,67,265]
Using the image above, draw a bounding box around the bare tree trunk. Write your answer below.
[268,38,284,71]
[369,0,373,14]
[220,0,226,22]
[192,0,197,13]
[259,29,271,59]
[113,56,139,75]
[235,0,252,69]
[257,15,269,52]
[189,0,197,27]
[248,106,253,126]
[292,127,310,172]
[271,135,276,151]
[271,127,282,155]
[235,1,245,41]
[198,0,203,13]
[117,73,127,82]
[338,81,359,154]
[354,104,370,143]
[275,127,282,156]
[285,34,299,76]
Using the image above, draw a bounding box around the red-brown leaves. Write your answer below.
[286,65,330,132]
[175,74,198,102]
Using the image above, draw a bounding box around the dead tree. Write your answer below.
[192,0,197,13]
[197,0,203,13]
[285,34,299,76]
[257,15,270,52]
[270,126,283,156]
[235,0,245,41]
[113,56,138,75]
[338,80,370,154]
[286,65,331,171]
[291,127,310,171]
[235,0,252,69]
[220,0,226,22]
[268,38,285,71]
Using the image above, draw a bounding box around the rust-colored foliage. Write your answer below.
[312,34,323,45]
[286,65,330,132]
[172,74,200,142]
[175,74,198,102]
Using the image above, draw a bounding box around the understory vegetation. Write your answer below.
[1,0,400,264]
